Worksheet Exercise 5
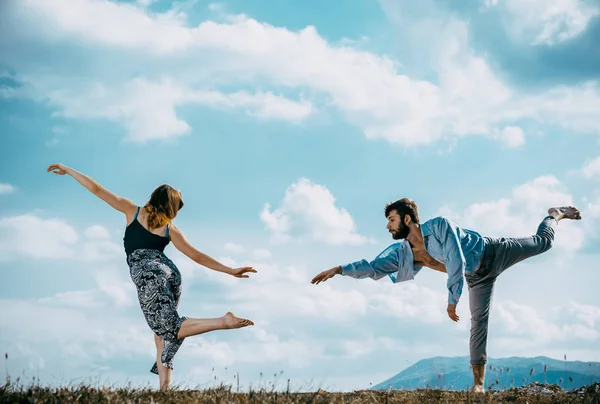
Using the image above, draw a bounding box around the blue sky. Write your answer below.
[1,0,599,392]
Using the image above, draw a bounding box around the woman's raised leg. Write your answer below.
[177,312,253,339]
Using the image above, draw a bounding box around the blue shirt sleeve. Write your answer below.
[341,244,401,280]
[433,217,466,305]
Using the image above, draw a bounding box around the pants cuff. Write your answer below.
[544,215,559,226]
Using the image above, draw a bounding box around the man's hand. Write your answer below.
[447,304,459,322]
[311,266,342,284]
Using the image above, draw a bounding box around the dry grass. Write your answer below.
[1,383,600,404]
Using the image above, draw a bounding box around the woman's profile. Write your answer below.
[47,163,256,390]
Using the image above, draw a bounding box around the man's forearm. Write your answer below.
[340,260,393,280]
[447,279,462,305]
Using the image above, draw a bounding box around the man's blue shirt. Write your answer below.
[340,216,486,304]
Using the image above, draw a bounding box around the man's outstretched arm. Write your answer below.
[311,244,401,285]
[311,265,343,284]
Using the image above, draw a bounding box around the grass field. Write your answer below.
[2,383,600,403]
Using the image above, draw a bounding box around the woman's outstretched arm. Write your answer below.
[169,225,257,278]
[47,163,137,215]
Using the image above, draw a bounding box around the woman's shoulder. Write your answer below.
[167,222,185,238]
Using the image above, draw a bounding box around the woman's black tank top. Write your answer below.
[123,207,170,256]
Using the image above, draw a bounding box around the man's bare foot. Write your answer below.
[222,312,254,329]
[548,206,582,221]
[471,363,485,393]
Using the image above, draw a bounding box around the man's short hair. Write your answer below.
[385,198,420,224]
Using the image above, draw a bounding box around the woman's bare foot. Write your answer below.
[548,206,582,221]
[470,384,485,394]
[222,312,254,329]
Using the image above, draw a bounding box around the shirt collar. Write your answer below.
[420,221,432,237]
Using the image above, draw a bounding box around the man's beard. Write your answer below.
[391,222,410,240]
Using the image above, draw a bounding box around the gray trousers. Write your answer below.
[465,216,556,365]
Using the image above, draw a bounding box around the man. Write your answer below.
[311,198,581,392]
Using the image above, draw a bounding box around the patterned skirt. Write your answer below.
[127,249,188,374]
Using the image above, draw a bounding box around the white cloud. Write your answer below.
[42,78,312,142]
[4,0,598,147]
[581,192,600,239]
[82,240,122,262]
[512,82,600,136]
[51,126,67,135]
[224,242,245,253]
[208,3,225,13]
[340,337,397,359]
[584,196,600,220]
[30,76,312,143]
[260,178,369,245]
[493,126,526,148]
[38,290,103,309]
[438,176,585,251]
[436,20,513,136]
[369,283,449,324]
[211,259,369,321]
[170,251,243,287]
[432,19,600,141]
[204,258,449,328]
[188,90,313,123]
[136,0,157,7]
[81,225,122,261]
[0,183,16,194]
[13,342,46,371]
[0,298,154,360]
[483,0,600,45]
[170,252,202,284]
[45,138,59,147]
[0,214,123,263]
[0,215,78,261]
[94,266,136,307]
[184,328,320,368]
[8,0,190,53]
[582,156,600,179]
[253,248,272,259]
[494,301,600,343]
[84,225,110,239]
[380,1,600,143]
[571,302,600,328]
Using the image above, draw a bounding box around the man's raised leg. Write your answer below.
[489,206,580,276]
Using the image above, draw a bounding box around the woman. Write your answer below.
[47,163,256,390]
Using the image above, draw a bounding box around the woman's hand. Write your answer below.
[47,163,69,175]
[230,266,257,278]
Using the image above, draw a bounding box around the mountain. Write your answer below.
[372,356,600,391]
